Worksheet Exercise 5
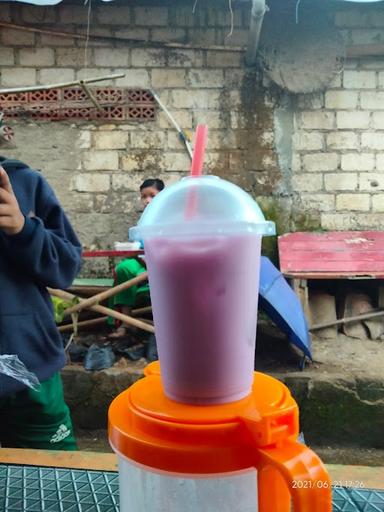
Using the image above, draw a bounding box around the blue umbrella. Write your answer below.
[259,256,312,362]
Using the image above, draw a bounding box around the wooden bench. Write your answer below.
[278,231,384,321]
[70,277,115,295]
[50,249,153,335]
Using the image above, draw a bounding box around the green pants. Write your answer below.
[0,372,77,451]
[111,257,149,307]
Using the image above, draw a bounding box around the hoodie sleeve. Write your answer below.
[3,187,82,289]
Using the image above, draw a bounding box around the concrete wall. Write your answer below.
[0,0,384,265]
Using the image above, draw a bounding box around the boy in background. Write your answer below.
[108,178,165,340]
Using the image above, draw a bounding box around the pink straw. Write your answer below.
[186,125,208,218]
[190,124,208,177]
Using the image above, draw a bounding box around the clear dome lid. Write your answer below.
[129,175,275,240]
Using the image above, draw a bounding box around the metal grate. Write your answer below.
[0,465,119,512]
[0,464,383,511]
[0,88,155,122]
[333,486,384,512]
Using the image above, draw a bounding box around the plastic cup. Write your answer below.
[130,175,275,404]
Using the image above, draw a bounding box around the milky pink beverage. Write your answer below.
[144,233,261,404]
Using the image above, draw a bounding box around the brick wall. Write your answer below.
[0,0,278,257]
[292,4,384,231]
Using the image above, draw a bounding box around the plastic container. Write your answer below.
[130,175,275,404]
[109,371,332,512]
[114,241,141,251]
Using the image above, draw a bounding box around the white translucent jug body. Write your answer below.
[118,455,258,512]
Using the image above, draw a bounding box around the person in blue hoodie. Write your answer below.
[0,157,82,450]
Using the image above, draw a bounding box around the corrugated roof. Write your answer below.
[0,0,61,4]
[1,0,384,4]
[341,0,384,3]
[0,0,114,4]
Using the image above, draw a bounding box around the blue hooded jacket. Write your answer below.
[0,156,82,396]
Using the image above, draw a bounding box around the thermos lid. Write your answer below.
[108,371,298,474]
[143,360,161,376]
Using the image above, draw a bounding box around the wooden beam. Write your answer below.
[131,305,152,316]
[0,73,125,95]
[0,448,117,471]
[80,81,104,113]
[0,449,383,490]
[310,308,384,332]
[346,44,384,58]
[0,22,244,53]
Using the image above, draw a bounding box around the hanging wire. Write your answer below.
[295,0,302,24]
[226,0,234,38]
[83,0,93,70]
[192,0,199,14]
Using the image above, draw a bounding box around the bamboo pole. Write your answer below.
[0,73,125,95]
[136,318,154,326]
[0,22,244,53]
[310,309,384,332]
[80,81,104,112]
[49,287,155,334]
[131,305,152,316]
[63,272,148,316]
[0,22,91,41]
[59,316,108,333]
[6,22,383,59]
[150,88,193,160]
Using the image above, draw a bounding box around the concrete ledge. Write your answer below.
[62,362,145,430]
[280,373,384,449]
[62,363,384,449]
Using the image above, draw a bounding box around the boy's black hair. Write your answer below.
[140,178,165,192]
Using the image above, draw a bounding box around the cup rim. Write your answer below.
[130,220,276,240]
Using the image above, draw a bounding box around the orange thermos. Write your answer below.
[109,361,332,512]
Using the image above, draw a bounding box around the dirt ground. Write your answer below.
[67,317,384,380]
[253,320,384,379]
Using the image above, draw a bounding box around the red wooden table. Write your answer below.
[82,249,145,274]
[70,250,145,294]
[278,231,384,317]
[278,231,384,279]
[82,250,144,258]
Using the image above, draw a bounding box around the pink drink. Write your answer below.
[144,233,261,404]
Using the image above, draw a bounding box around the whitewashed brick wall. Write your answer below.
[293,4,384,230]
[1,1,274,251]
[2,1,384,250]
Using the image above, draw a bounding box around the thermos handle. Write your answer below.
[255,440,332,512]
